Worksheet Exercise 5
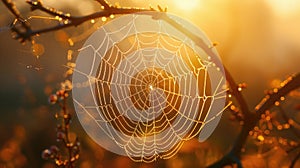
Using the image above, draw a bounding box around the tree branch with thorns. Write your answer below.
[2,0,166,43]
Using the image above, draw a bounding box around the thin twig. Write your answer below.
[43,90,80,167]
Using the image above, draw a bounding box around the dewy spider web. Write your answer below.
[72,12,228,162]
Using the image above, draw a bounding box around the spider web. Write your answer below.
[72,12,229,162]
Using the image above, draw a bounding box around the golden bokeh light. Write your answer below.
[266,0,300,15]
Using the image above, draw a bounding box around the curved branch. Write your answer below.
[208,73,300,168]
[155,15,300,168]
[154,13,256,167]
[3,0,158,42]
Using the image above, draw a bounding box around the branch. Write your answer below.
[156,14,251,120]
[255,74,300,117]
[208,73,300,168]
[2,0,32,42]
[146,12,256,167]
[2,0,160,43]
[2,0,22,19]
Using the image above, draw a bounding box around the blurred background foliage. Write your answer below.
[0,0,300,167]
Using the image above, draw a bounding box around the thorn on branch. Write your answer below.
[157,5,167,12]
[26,0,43,11]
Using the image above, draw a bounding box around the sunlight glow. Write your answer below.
[174,0,198,10]
[266,0,300,15]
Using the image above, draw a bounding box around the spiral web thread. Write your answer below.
[73,14,229,162]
